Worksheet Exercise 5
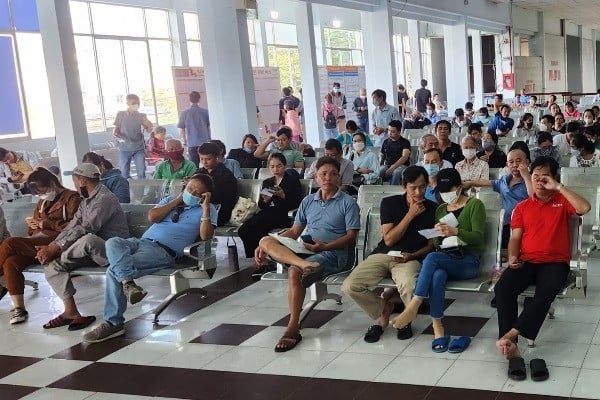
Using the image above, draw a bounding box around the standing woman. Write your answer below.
[0,168,81,324]
[322,93,341,144]
[82,152,130,203]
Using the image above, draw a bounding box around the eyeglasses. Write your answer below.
[171,206,185,223]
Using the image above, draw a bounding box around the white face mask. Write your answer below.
[440,189,459,204]
[353,142,365,151]
[584,118,593,125]
[462,148,477,160]
[457,119,465,127]
[40,191,56,202]
[538,124,547,132]
[360,96,366,100]
[129,104,139,112]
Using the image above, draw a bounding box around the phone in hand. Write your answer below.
[301,234,315,245]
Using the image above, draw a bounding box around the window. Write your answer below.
[420,38,431,85]
[70,1,176,132]
[0,0,54,139]
[265,22,300,88]
[183,12,202,66]
[393,35,413,94]
[247,18,258,67]
[323,27,363,66]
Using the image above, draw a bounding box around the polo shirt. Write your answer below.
[153,159,197,180]
[177,104,211,147]
[511,192,576,264]
[114,111,146,151]
[143,196,218,257]
[425,185,439,204]
[442,142,465,166]
[371,103,400,129]
[270,146,304,166]
[491,174,529,225]
[372,194,437,258]
[305,158,354,188]
[295,189,360,244]
[487,113,515,134]
[381,137,411,166]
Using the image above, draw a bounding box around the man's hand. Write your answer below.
[479,153,490,162]
[399,252,415,262]
[385,166,396,177]
[535,175,561,191]
[11,172,24,183]
[254,246,266,265]
[35,243,61,265]
[407,199,426,220]
[201,191,211,207]
[435,222,458,237]
[25,217,42,230]
[266,136,277,145]
[517,163,530,178]
[303,239,327,252]
[261,194,272,203]
[508,255,523,269]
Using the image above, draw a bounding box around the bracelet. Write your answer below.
[201,217,210,222]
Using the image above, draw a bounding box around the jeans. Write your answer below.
[357,118,369,134]
[104,237,174,326]
[322,126,338,144]
[379,165,406,185]
[414,252,480,318]
[119,149,146,179]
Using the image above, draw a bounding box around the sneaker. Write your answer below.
[123,282,147,305]
[9,307,28,325]
[83,321,125,343]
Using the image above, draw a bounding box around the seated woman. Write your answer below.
[146,126,167,165]
[238,153,302,269]
[477,132,507,168]
[455,136,489,188]
[346,132,379,185]
[563,101,581,119]
[392,168,486,352]
[82,152,130,203]
[227,134,263,169]
[472,107,493,126]
[530,132,560,164]
[336,120,373,157]
[0,168,80,324]
[514,113,538,143]
[569,133,600,167]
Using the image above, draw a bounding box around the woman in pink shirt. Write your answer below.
[321,93,341,143]
[284,100,303,143]
[563,101,581,119]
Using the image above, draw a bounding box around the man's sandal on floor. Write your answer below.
[274,333,302,353]
[530,358,549,382]
[431,335,451,353]
[508,357,527,381]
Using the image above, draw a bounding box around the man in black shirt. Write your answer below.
[278,87,300,124]
[196,143,238,226]
[342,166,436,343]
[413,79,432,113]
[379,120,411,185]
[436,120,464,166]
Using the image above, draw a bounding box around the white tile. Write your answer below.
[457,337,506,362]
[401,335,461,360]
[2,333,82,358]
[522,341,589,368]
[437,359,507,391]
[442,299,497,318]
[151,343,233,369]
[295,328,363,352]
[259,349,339,377]
[219,288,284,307]
[474,317,500,339]
[315,352,395,381]
[502,365,579,397]
[344,327,415,355]
[179,303,248,324]
[592,324,600,345]
[204,346,278,373]
[549,303,600,324]
[224,307,287,326]
[239,326,287,348]
[536,320,597,344]
[144,320,221,343]
[375,355,454,385]
[572,368,600,399]
[99,341,179,365]
[20,388,94,400]
[583,344,600,369]
[0,358,91,387]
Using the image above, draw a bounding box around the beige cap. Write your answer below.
[71,163,101,179]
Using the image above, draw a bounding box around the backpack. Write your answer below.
[324,110,337,129]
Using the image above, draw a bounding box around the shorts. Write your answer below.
[305,248,350,276]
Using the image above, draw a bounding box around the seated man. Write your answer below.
[254,126,305,169]
[255,157,360,352]
[495,157,590,377]
[305,139,353,192]
[342,166,436,342]
[153,139,197,181]
[37,163,129,330]
[401,110,432,131]
[379,120,411,185]
[487,104,515,137]
[414,134,453,170]
[196,143,238,226]
[210,139,243,179]
[84,174,217,343]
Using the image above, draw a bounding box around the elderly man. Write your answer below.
[36,163,129,331]
[84,174,218,343]
[415,134,453,170]
[153,139,197,181]
[305,139,353,192]
[255,157,360,352]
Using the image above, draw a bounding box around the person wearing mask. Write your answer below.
[569,133,600,167]
[0,147,39,195]
[0,168,81,325]
[473,107,493,126]
[113,94,153,179]
[81,152,130,204]
[478,132,507,168]
[553,113,566,134]
[305,139,354,192]
[436,120,464,166]
[523,95,539,115]
[210,140,243,179]
[538,114,559,137]
[352,88,369,133]
[415,135,454,170]
[336,120,374,157]
[254,127,305,170]
[413,79,432,113]
[451,108,471,133]
[582,109,596,128]
[421,148,447,204]
[455,136,490,184]
[331,82,347,133]
[146,126,167,165]
[227,134,263,169]
[379,120,411,185]
[553,121,580,156]
[179,91,211,168]
[514,113,538,144]
[563,101,581,119]
[321,93,341,143]
[530,132,560,163]
[38,163,129,330]
[371,89,400,146]
[346,132,379,185]
[424,103,442,124]
[152,139,197,181]
[397,84,410,118]
[487,104,515,137]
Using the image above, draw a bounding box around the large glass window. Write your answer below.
[71,1,176,132]
[323,27,363,66]
[183,12,202,66]
[265,21,300,88]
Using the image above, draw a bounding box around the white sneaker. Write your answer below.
[10,307,28,325]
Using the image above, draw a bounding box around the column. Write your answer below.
[444,17,470,112]
[314,24,327,66]
[471,29,484,108]
[361,0,397,104]
[36,0,89,186]
[295,1,322,146]
[170,9,189,66]
[197,0,257,154]
[407,20,423,94]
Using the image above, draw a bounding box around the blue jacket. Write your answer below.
[487,113,515,134]
[101,168,130,203]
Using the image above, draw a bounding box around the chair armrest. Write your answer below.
[288,208,298,219]
[183,239,217,261]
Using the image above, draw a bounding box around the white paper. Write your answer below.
[418,228,443,239]
[260,188,275,197]
[439,212,459,227]
[387,250,404,258]
[268,234,316,255]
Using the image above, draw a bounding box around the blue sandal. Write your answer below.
[431,335,451,353]
[448,336,471,353]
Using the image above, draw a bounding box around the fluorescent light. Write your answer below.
[270,10,279,20]
[332,18,341,28]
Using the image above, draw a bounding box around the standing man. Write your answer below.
[278,87,300,125]
[352,88,369,133]
[413,79,432,113]
[371,89,400,146]
[178,91,211,168]
[113,94,153,179]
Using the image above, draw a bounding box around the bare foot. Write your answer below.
[496,338,519,360]
[391,307,418,329]
[377,301,394,329]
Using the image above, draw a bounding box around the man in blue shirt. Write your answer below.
[255,157,360,352]
[487,104,515,137]
[179,91,211,167]
[84,174,218,343]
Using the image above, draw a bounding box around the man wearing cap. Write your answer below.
[35,163,129,331]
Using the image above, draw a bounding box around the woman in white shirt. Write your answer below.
[455,136,490,187]
[346,132,379,184]
[569,133,600,168]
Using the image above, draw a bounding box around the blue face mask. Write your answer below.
[424,163,440,177]
[182,190,202,207]
[243,147,253,153]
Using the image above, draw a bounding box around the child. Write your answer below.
[147,126,166,164]
[284,100,303,143]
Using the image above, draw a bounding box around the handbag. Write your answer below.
[227,236,240,272]
[229,196,259,225]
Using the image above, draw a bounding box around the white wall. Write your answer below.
[582,38,596,91]
[544,33,567,92]
[512,6,538,36]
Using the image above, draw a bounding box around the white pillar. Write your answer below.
[170,9,188,66]
[36,0,89,186]
[444,18,470,112]
[295,2,322,146]
[471,30,484,108]
[314,24,326,66]
[407,20,423,95]
[197,0,257,153]
[361,0,397,105]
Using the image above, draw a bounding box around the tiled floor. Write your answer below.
[0,243,599,399]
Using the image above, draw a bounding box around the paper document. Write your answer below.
[260,188,275,197]
[268,234,316,255]
[418,229,443,239]
[439,212,459,227]
[387,251,404,258]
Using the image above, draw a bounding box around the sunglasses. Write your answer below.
[171,206,185,223]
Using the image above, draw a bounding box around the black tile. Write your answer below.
[219,372,310,400]
[50,338,137,362]
[421,316,490,337]
[417,298,456,315]
[0,384,38,400]
[284,378,370,400]
[0,355,41,379]
[497,393,569,400]
[425,387,499,400]
[357,382,431,400]
[190,323,267,345]
[156,369,235,399]
[272,310,342,329]
[49,362,137,393]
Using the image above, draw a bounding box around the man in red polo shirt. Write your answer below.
[494,156,590,378]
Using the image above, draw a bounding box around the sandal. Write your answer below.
[530,358,549,382]
[364,325,384,343]
[43,315,73,329]
[300,265,324,288]
[274,333,302,353]
[508,357,527,381]
[68,315,97,331]
[448,336,471,353]
[431,335,451,353]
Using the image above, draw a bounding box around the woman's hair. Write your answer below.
[346,120,359,131]
[27,167,65,194]
[241,134,258,147]
[352,132,367,143]
[571,133,596,153]
[478,107,489,117]
[518,113,534,128]
[82,152,114,170]
[565,101,575,108]
[268,152,287,166]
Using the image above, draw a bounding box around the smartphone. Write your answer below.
[301,234,315,245]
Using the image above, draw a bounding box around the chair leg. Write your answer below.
[527,339,535,348]
[25,280,39,291]
[153,288,207,324]
[323,293,342,305]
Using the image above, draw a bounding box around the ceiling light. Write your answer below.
[332,18,341,28]
[270,10,279,20]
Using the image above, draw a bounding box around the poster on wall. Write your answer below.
[172,66,281,136]
[318,66,366,123]
[513,56,543,94]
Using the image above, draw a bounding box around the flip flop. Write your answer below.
[431,335,451,353]
[43,315,73,329]
[508,357,527,381]
[301,265,324,288]
[530,358,549,382]
[364,325,384,343]
[448,336,472,353]
[274,333,302,353]
[68,315,97,331]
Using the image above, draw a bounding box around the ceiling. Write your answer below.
[499,0,600,30]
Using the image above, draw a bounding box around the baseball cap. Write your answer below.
[67,163,101,179]
[436,168,462,193]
